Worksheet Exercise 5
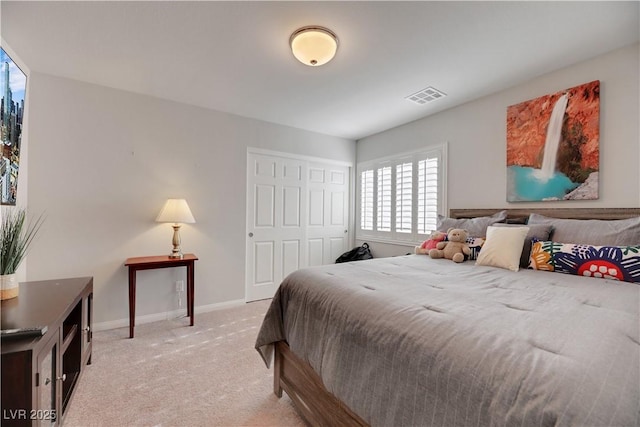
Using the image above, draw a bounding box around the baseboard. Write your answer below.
[93,299,246,332]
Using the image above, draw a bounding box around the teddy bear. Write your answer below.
[429,228,470,263]
[414,230,447,255]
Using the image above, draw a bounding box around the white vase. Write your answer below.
[0,273,19,300]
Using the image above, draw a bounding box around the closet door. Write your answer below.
[306,163,350,266]
[246,151,350,302]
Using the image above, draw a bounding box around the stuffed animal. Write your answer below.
[429,228,470,263]
[414,231,447,255]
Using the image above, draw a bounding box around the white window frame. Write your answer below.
[356,143,448,245]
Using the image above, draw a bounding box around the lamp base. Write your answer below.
[169,224,183,259]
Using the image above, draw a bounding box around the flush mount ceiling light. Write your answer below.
[290,26,339,66]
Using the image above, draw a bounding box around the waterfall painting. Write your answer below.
[506,80,599,202]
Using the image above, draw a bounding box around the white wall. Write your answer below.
[20,43,640,320]
[357,43,640,257]
[26,72,355,327]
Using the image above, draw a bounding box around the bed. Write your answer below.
[255,208,640,426]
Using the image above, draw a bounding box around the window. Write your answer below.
[357,143,447,244]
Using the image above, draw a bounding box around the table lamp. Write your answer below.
[156,199,196,259]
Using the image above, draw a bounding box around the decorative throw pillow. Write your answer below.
[493,223,553,268]
[465,236,485,260]
[437,210,507,237]
[504,217,528,225]
[529,241,640,283]
[475,226,530,272]
[527,213,640,246]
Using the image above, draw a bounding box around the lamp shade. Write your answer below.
[290,26,338,66]
[156,199,196,224]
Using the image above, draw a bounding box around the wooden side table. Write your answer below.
[124,254,198,338]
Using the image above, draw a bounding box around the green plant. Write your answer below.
[0,208,44,275]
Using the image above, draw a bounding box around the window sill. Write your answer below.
[355,236,422,247]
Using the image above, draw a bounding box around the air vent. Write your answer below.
[405,86,447,105]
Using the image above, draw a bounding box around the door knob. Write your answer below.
[248,232,254,237]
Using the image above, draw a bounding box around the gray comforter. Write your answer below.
[255,255,640,426]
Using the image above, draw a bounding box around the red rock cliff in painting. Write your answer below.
[506,80,599,180]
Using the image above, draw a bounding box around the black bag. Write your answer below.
[335,243,373,263]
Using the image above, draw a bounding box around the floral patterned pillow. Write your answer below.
[466,236,485,260]
[529,240,640,283]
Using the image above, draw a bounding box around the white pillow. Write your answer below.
[475,226,530,272]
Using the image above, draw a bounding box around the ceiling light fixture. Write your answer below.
[290,26,339,67]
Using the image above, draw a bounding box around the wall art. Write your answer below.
[506,80,599,202]
[0,48,26,205]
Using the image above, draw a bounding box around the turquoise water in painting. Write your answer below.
[507,166,579,201]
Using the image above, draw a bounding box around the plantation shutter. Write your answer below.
[360,169,374,230]
[417,157,439,234]
[395,162,412,233]
[356,143,447,243]
[376,166,392,231]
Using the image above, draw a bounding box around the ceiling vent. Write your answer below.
[405,86,447,105]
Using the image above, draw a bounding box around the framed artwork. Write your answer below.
[506,80,599,202]
[0,47,26,206]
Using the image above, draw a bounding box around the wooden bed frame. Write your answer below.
[449,207,640,221]
[273,341,367,426]
[272,207,640,426]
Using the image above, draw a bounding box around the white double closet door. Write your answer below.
[246,150,351,302]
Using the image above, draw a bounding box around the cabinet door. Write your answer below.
[36,334,60,426]
[81,293,93,365]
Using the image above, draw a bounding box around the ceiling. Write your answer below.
[1,1,638,141]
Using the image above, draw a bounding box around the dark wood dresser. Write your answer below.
[1,277,93,426]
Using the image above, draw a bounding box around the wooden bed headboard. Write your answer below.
[449,208,640,221]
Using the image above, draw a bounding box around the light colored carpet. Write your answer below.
[64,300,304,427]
